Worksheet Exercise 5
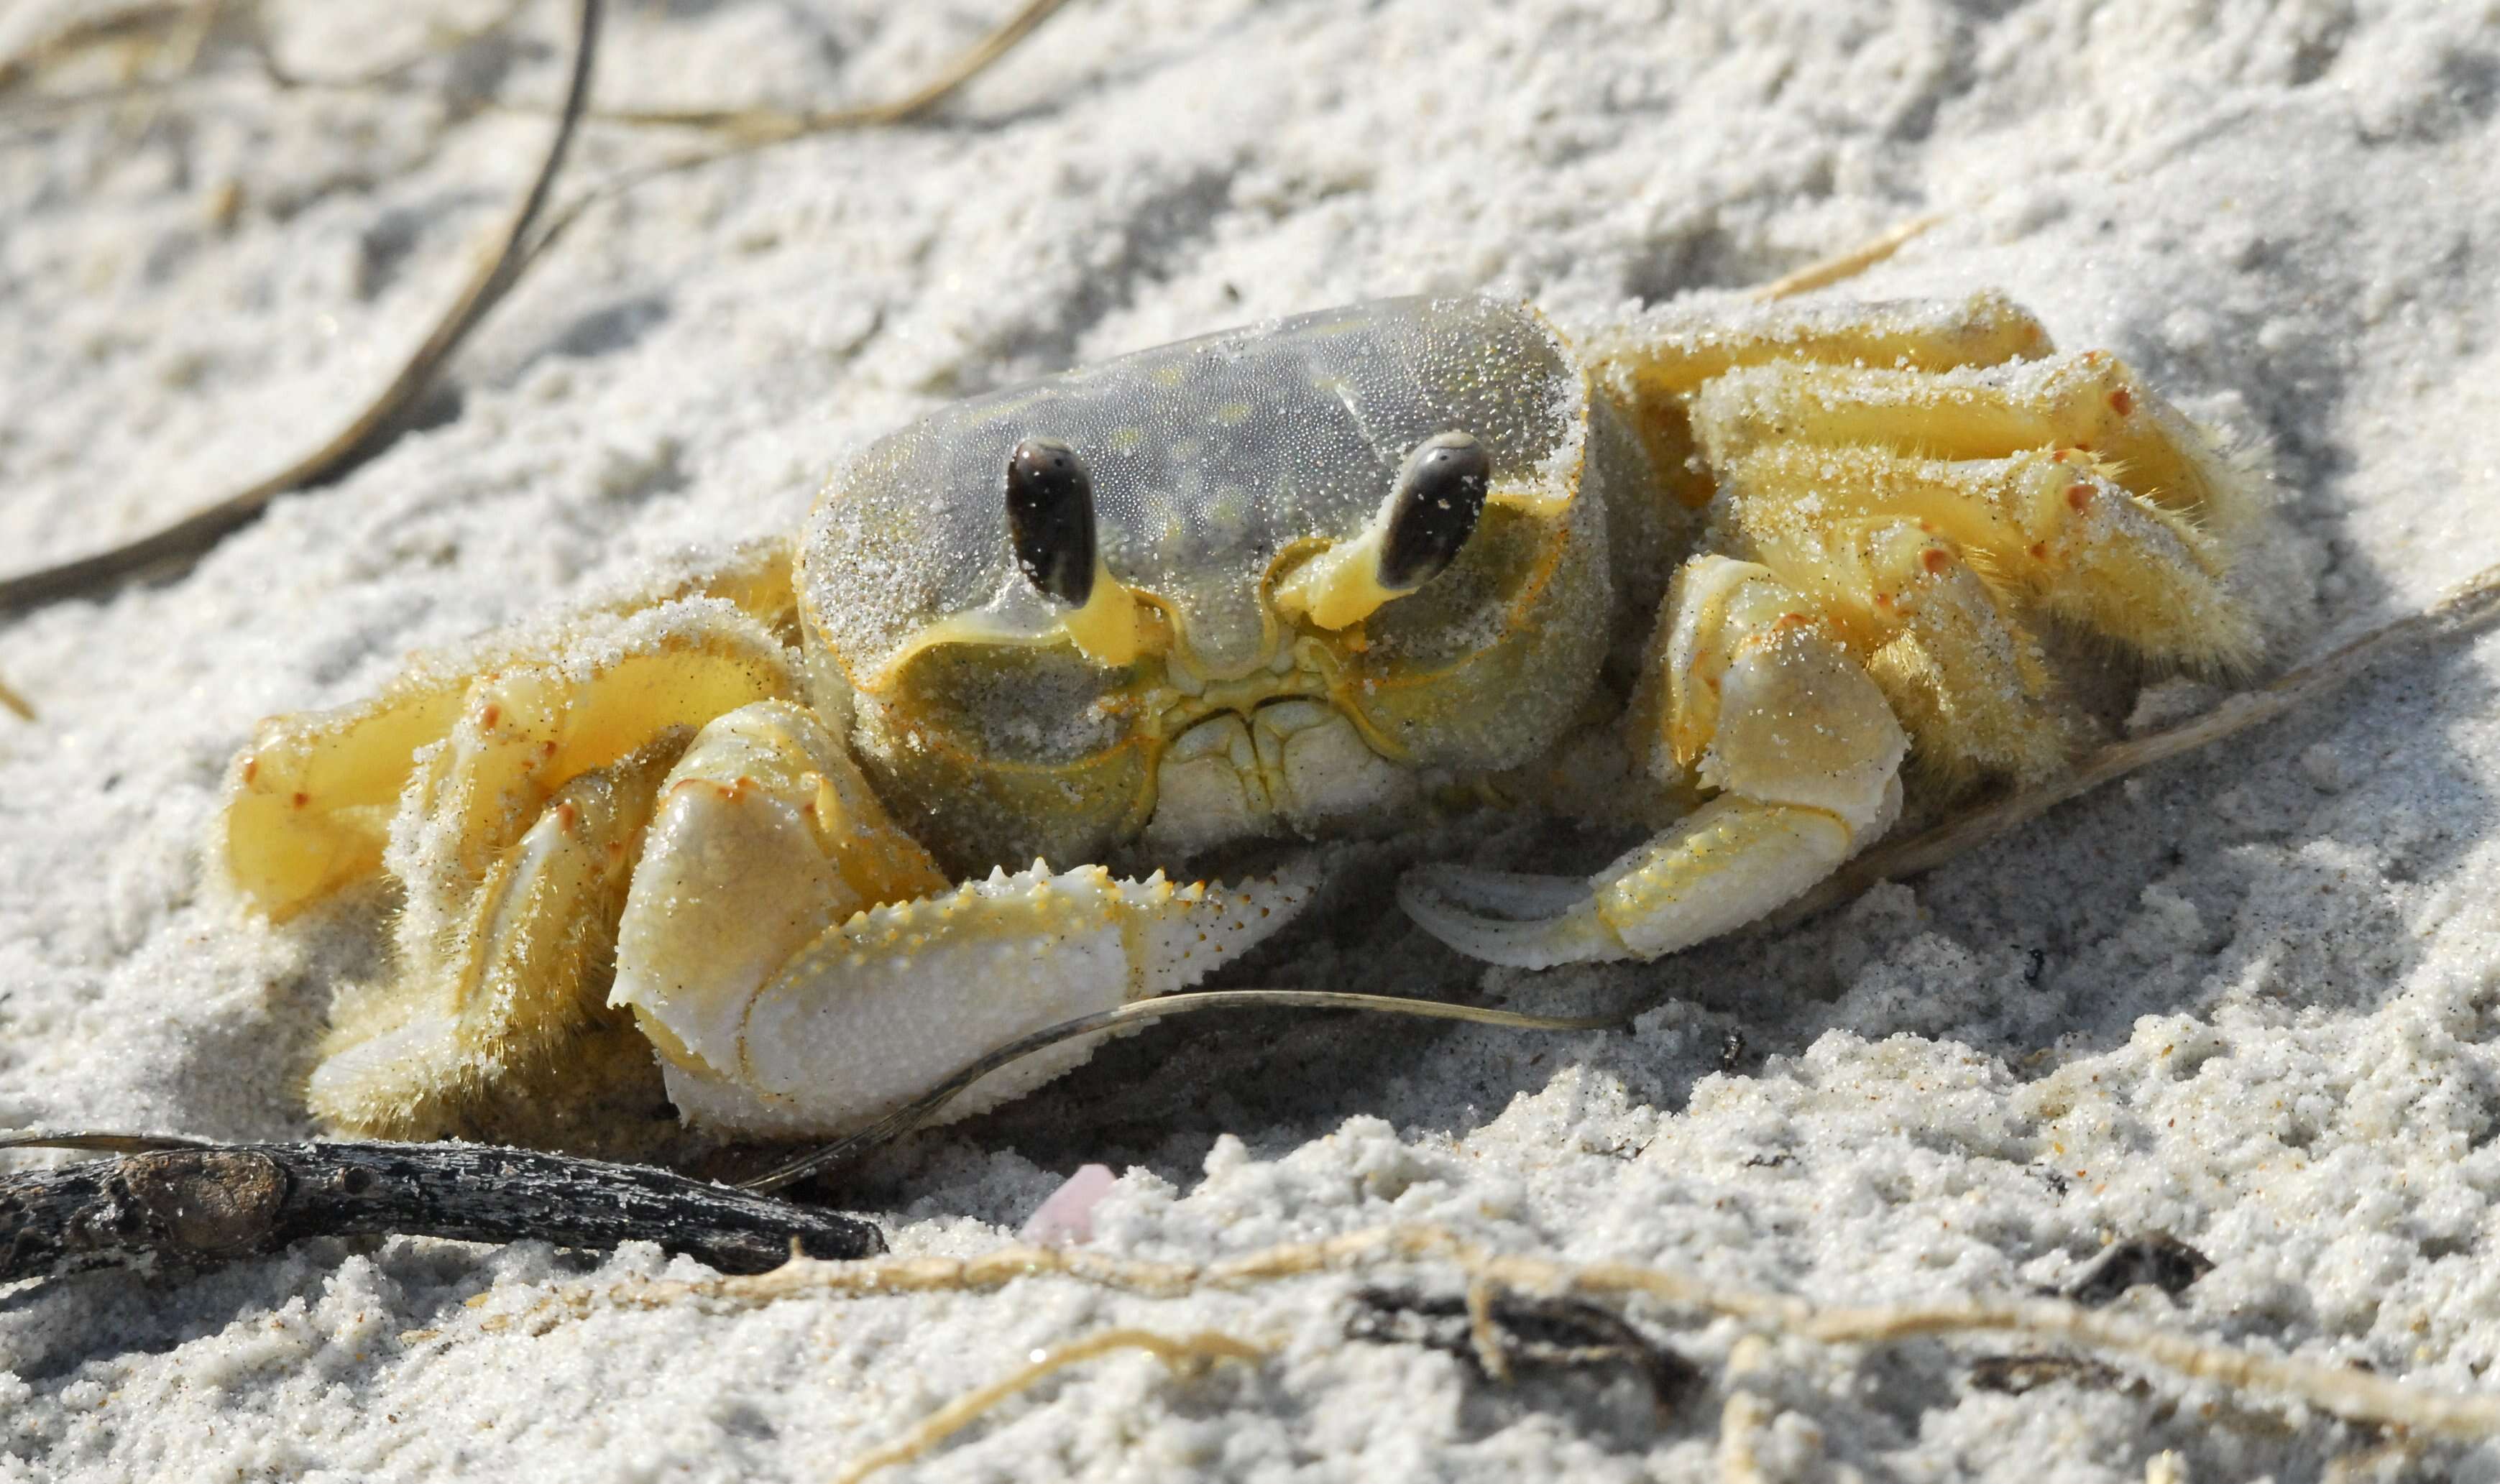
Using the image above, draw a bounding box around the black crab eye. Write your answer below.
[1005,438,1096,607]
[1378,431,1490,592]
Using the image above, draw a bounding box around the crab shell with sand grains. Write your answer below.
[216,291,2258,1151]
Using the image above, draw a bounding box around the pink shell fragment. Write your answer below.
[1017,1163,1118,1246]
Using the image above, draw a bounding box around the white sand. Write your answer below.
[6,0,2500,1478]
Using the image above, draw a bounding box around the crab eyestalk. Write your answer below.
[1273,430,1491,630]
[1003,437,1146,666]
[1378,432,1492,591]
[1006,438,1097,607]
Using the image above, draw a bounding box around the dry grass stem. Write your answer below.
[829,1327,1264,1484]
[497,1223,2500,1443]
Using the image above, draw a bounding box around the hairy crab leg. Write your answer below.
[609,701,1318,1137]
[220,548,796,920]
[311,744,681,1139]
[1694,350,2253,531]
[1573,291,2057,510]
[243,596,799,1143]
[1686,352,2258,778]
[1719,439,2248,664]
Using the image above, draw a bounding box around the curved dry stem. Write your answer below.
[739,989,1627,1193]
[515,0,1082,282]
[250,0,531,95]
[594,0,1077,139]
[1751,212,1944,301]
[537,1224,2500,1443]
[832,1327,1264,1484]
[0,1,197,100]
[0,0,1080,636]
[0,0,604,619]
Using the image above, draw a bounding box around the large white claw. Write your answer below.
[624,853,1315,1138]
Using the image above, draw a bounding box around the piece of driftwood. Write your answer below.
[0,1136,881,1283]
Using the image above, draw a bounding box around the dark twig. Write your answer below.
[1967,1352,2143,1396]
[0,1133,882,1283]
[0,0,604,618]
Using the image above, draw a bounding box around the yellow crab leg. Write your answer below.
[1575,290,2058,509]
[1402,558,1904,967]
[221,595,794,919]
[309,744,679,1141]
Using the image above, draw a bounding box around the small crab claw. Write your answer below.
[1401,556,1906,969]
[608,699,1316,1136]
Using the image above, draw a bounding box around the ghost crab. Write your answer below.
[219,291,2255,1148]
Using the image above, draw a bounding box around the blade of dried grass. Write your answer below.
[0,0,603,618]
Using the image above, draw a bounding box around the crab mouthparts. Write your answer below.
[1139,699,1417,858]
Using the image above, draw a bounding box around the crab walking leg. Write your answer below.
[382,602,796,983]
[1690,353,2256,535]
[223,667,476,918]
[311,744,680,1137]
[221,596,794,919]
[1734,513,2067,779]
[1680,355,2258,775]
[292,603,799,1140]
[608,701,1317,1137]
[1402,558,1905,969]
[1575,292,2057,509]
[1720,441,2251,665]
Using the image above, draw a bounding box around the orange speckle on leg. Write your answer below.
[479,703,501,729]
[1921,547,1952,576]
[2066,483,2096,511]
[2108,387,2133,416]
[2029,542,2049,561]
[290,791,309,809]
[2051,449,2071,464]
[553,801,578,832]
[241,758,258,783]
